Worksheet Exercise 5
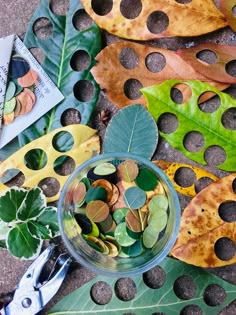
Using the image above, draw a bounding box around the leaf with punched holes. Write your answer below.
[142,80,236,171]
[91,41,229,108]
[80,0,227,39]
[171,174,236,267]
[18,0,101,168]
[220,0,236,32]
[48,256,236,314]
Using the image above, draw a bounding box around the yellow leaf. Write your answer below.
[170,174,236,267]
[0,125,100,202]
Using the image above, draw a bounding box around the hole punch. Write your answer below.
[115,278,137,301]
[145,52,166,73]
[157,113,178,134]
[174,167,197,188]
[204,145,226,167]
[54,155,76,176]
[50,0,70,15]
[214,237,236,261]
[180,304,203,315]
[221,108,236,130]
[120,0,142,19]
[72,9,93,31]
[38,177,60,197]
[33,17,53,40]
[90,281,112,305]
[198,93,221,113]
[203,284,227,306]
[196,49,218,65]
[226,60,236,78]
[74,80,95,102]
[183,131,205,153]
[91,0,113,16]
[70,50,91,72]
[52,131,74,152]
[24,149,48,170]
[173,275,197,300]
[60,108,81,126]
[29,48,45,65]
[119,48,139,70]
[194,177,215,193]
[147,11,169,34]
[218,201,236,223]
[143,265,166,289]
[123,78,143,100]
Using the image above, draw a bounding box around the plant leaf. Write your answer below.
[81,0,227,39]
[142,80,236,171]
[7,223,42,259]
[0,187,27,222]
[27,220,52,239]
[37,206,59,236]
[171,173,236,267]
[17,187,46,221]
[48,257,236,315]
[220,0,236,32]
[103,104,158,159]
[92,41,229,108]
[0,220,10,240]
[18,0,101,149]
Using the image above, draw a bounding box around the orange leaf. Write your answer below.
[154,160,218,198]
[91,41,229,108]
[81,0,227,39]
[220,0,236,32]
[171,174,236,267]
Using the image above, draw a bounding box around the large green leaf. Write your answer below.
[48,257,236,314]
[142,80,236,171]
[0,187,26,222]
[18,0,101,147]
[103,104,158,159]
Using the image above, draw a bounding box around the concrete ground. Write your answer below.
[0,0,236,314]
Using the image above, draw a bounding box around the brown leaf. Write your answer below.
[81,0,227,39]
[177,43,236,84]
[91,41,229,108]
[170,174,236,267]
[219,0,236,32]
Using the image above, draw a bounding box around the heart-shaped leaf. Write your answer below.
[0,187,26,222]
[48,257,236,315]
[220,0,236,32]
[142,80,236,171]
[171,173,236,267]
[103,104,158,159]
[18,0,101,149]
[81,0,227,39]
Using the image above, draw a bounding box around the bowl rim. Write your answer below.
[58,152,181,277]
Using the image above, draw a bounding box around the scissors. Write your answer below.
[0,244,71,315]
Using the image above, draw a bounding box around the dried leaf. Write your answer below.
[154,160,219,197]
[177,43,236,83]
[142,80,236,171]
[0,125,100,202]
[92,41,229,108]
[171,174,236,267]
[81,0,227,39]
[220,0,236,32]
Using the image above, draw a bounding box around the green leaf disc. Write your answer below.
[103,104,158,159]
[85,186,107,203]
[86,221,100,238]
[3,97,16,114]
[80,177,91,190]
[94,162,116,176]
[5,81,16,101]
[135,168,158,191]
[0,187,26,222]
[117,160,139,182]
[113,207,129,224]
[148,194,169,213]
[123,186,146,209]
[143,225,159,248]
[122,240,143,257]
[148,209,168,232]
[114,222,136,247]
[86,200,110,223]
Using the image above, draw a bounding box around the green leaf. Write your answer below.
[103,104,158,159]
[18,0,101,156]
[0,187,27,222]
[27,220,52,239]
[142,80,236,171]
[0,138,20,162]
[48,257,236,315]
[0,220,10,240]
[17,187,46,221]
[7,223,42,259]
[37,206,59,236]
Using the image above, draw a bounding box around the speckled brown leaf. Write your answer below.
[171,174,236,267]
[220,0,236,32]
[177,43,236,84]
[92,41,229,108]
[154,160,218,197]
[81,0,227,39]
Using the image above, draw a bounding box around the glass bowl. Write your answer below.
[58,153,181,277]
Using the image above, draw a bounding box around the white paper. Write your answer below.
[0,35,64,149]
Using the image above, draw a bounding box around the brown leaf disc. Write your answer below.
[73,181,87,205]
[86,200,110,223]
[104,240,119,257]
[24,88,37,106]
[117,160,139,182]
[18,69,38,87]
[16,91,34,116]
[14,99,22,117]
[126,209,148,232]
[108,183,120,206]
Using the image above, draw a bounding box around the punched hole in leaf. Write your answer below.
[33,17,53,40]
[196,49,218,65]
[74,80,95,102]
[120,0,142,19]
[151,313,167,315]
[90,281,112,305]
[24,149,48,170]
[145,52,166,73]
[203,284,227,306]
[115,278,137,301]
[218,201,236,223]
[60,108,81,126]
[221,108,236,130]
[183,131,205,153]
[233,5,236,17]
[157,113,178,134]
[174,167,197,188]
[198,93,221,113]
[1,169,25,187]
[171,84,192,104]
[119,48,139,70]
[91,0,113,16]
[180,304,203,315]
[214,237,236,261]
[123,78,143,100]
[204,146,226,167]
[72,9,93,31]
[70,50,91,72]
[52,131,74,152]
[173,275,197,300]
[29,47,45,64]
[143,265,166,289]
[49,0,70,15]
[38,177,60,197]
[147,11,169,34]
[194,177,215,193]
[54,155,75,176]
[232,178,236,193]
[226,60,236,78]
